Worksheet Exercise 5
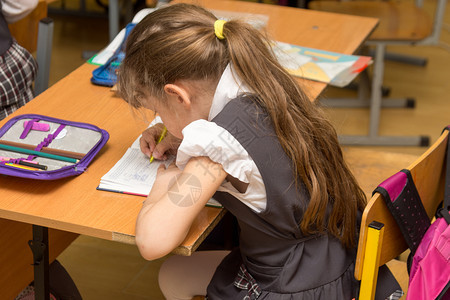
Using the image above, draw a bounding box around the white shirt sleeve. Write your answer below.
[177,119,267,212]
[2,0,39,24]
[177,119,253,183]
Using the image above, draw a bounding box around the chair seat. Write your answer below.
[308,1,433,41]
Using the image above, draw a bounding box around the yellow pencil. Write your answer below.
[5,162,40,171]
[149,126,167,164]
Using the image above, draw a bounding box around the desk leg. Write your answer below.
[28,225,50,300]
[336,43,430,147]
[109,0,119,42]
[35,18,54,96]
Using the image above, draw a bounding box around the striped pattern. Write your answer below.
[387,289,405,300]
[0,40,37,120]
[234,264,262,299]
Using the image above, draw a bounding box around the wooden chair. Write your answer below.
[355,128,449,299]
[8,0,54,95]
[308,0,447,147]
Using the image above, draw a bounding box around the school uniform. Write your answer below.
[0,0,37,120]
[176,65,402,299]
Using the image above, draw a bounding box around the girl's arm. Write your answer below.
[135,156,227,260]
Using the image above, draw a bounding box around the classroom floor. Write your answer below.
[44,0,450,299]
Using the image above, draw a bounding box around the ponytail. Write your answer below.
[222,17,366,248]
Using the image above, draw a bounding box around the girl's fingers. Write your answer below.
[154,137,180,159]
[153,141,170,160]
[140,124,166,157]
[140,136,153,157]
[140,130,158,157]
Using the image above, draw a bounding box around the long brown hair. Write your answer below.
[118,3,366,248]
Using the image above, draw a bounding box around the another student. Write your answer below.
[118,4,401,299]
[0,0,38,120]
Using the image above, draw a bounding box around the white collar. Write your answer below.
[208,64,250,121]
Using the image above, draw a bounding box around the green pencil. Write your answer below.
[0,144,78,163]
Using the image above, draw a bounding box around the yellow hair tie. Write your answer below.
[214,19,226,40]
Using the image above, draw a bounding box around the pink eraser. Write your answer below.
[23,121,50,131]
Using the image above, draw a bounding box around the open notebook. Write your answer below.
[97,132,222,208]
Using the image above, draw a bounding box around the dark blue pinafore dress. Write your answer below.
[207,95,401,300]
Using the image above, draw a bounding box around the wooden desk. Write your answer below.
[0,63,225,299]
[0,2,378,298]
[0,62,224,250]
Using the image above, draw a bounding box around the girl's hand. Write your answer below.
[140,123,181,160]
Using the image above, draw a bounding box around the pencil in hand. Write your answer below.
[149,126,167,164]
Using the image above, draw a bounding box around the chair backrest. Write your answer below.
[354,128,449,299]
[7,0,48,54]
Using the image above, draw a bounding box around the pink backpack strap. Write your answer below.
[374,169,430,255]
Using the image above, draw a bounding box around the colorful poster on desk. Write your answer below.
[273,41,372,87]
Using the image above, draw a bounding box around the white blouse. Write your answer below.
[1,0,38,23]
[176,65,267,212]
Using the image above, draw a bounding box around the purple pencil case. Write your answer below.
[0,114,109,179]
